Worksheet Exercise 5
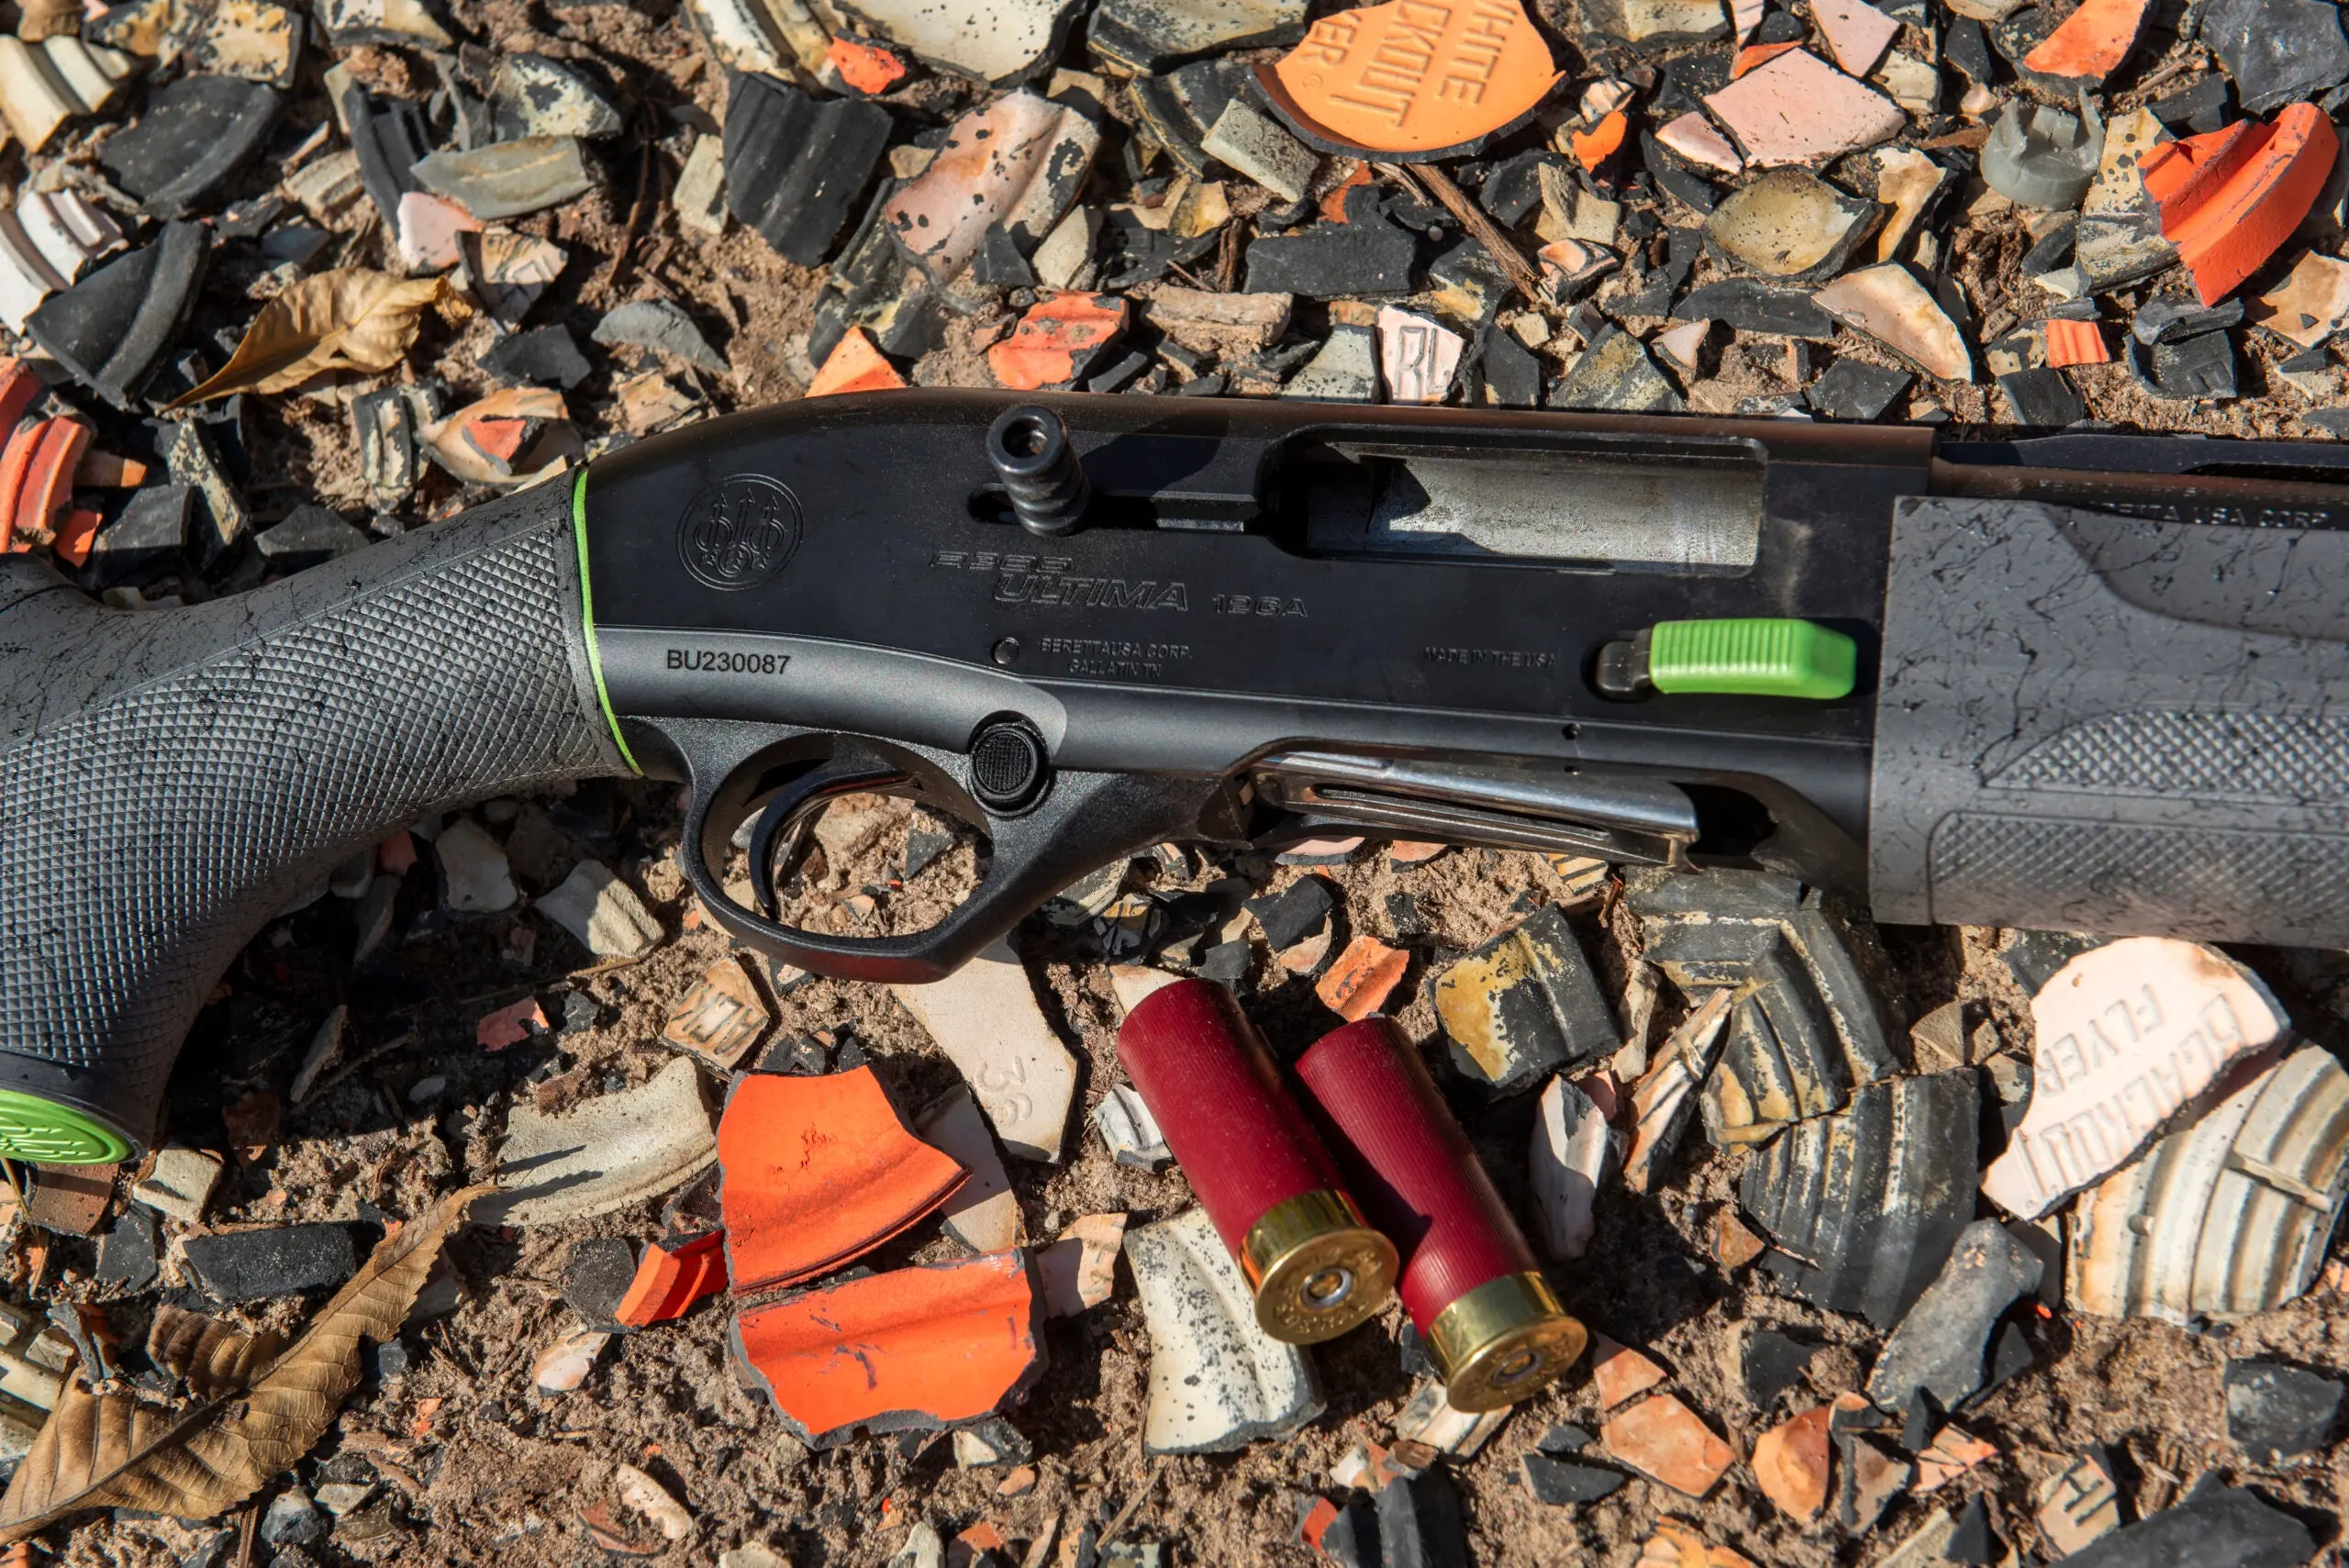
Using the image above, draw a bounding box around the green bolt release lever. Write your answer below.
[1594,617,1859,701]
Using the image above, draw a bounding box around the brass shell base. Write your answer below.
[1428,1272,1586,1412]
[1242,1189,1399,1344]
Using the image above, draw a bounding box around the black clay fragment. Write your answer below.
[1809,358,1914,419]
[183,1221,361,1304]
[2129,330,2237,400]
[1742,1328,1819,1411]
[256,505,372,573]
[340,83,432,226]
[1245,875,1333,951]
[1739,1070,1981,1329]
[1999,366,2086,427]
[100,75,282,219]
[1521,1454,1626,1505]
[1946,1496,1998,1566]
[1672,279,1835,338]
[28,221,207,408]
[81,484,191,590]
[1128,58,1252,179]
[1480,150,1568,226]
[1375,1470,1469,1568]
[94,1207,160,1289]
[2199,0,2349,116]
[1993,929,2101,994]
[2150,75,2232,136]
[1243,217,1417,296]
[725,72,892,268]
[481,325,593,388]
[562,1237,639,1331]
[2225,1360,2344,1461]
[2050,1485,2313,1568]
[1629,869,1904,1145]
[1865,1219,2043,1414]
[1480,325,1543,407]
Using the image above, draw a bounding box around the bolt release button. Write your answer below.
[1593,617,1857,700]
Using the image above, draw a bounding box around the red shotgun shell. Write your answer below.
[1117,978,1398,1343]
[1296,1015,1586,1410]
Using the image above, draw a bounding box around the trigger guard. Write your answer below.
[665,723,1231,984]
[746,750,913,920]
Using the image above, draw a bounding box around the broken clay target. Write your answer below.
[1255,0,1563,161]
[1116,979,1397,1343]
[1296,1016,1586,1412]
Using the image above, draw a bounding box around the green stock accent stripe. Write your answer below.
[573,468,640,773]
[0,1089,133,1163]
[1649,617,1857,701]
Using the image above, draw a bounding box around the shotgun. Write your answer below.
[6,389,2349,1158]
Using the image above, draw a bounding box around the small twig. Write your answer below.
[235,1504,258,1568]
[1377,161,1434,205]
[595,105,659,306]
[1377,161,1547,307]
[2132,51,2201,98]
[309,1034,420,1098]
[1098,1463,1161,1544]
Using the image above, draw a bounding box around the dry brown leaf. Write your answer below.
[0,1184,490,1538]
[162,270,470,408]
[145,1306,281,1400]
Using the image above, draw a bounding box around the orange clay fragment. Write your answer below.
[0,420,40,551]
[75,450,147,485]
[1571,109,1628,169]
[614,1230,729,1328]
[14,417,87,548]
[827,36,907,95]
[719,1066,966,1293]
[1258,0,1563,159]
[986,292,1130,391]
[0,359,40,437]
[2143,104,2338,306]
[1913,1422,1998,1492]
[2021,0,2151,86]
[1322,161,1373,222]
[2043,317,2110,367]
[476,996,549,1050]
[731,1251,1041,1445]
[1731,40,1799,78]
[1637,1522,1756,1568]
[50,506,98,567]
[807,327,908,397]
[1316,935,1410,1021]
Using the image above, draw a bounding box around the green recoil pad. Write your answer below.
[0,1087,135,1163]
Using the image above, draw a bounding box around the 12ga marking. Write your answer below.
[666,649,789,674]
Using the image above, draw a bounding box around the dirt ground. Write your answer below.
[39,791,2349,1568]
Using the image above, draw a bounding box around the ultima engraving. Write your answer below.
[994,573,1190,610]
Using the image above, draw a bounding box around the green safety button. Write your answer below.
[1596,618,1856,701]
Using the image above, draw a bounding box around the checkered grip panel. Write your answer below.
[0,486,619,1142]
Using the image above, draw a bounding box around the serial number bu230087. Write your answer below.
[665,649,790,674]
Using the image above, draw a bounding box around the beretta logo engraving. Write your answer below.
[678,474,801,590]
